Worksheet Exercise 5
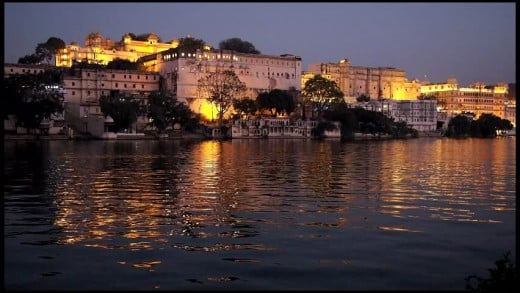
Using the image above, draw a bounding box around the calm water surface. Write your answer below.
[4,138,516,290]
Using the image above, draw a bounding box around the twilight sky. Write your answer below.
[4,2,516,86]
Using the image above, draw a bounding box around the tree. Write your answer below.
[465,251,518,291]
[475,113,506,138]
[197,69,246,129]
[446,114,472,137]
[121,33,137,41]
[146,91,200,133]
[302,74,344,119]
[177,36,207,53]
[323,102,357,140]
[106,58,140,70]
[99,92,140,132]
[356,94,371,102]
[218,37,260,54]
[233,98,258,118]
[18,54,43,64]
[170,101,201,132]
[256,89,296,117]
[257,91,275,116]
[270,89,296,116]
[4,69,64,133]
[35,37,66,64]
[146,91,177,134]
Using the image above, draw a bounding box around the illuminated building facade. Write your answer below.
[152,49,302,121]
[350,99,438,132]
[62,68,160,135]
[420,79,509,121]
[55,32,181,67]
[302,59,422,102]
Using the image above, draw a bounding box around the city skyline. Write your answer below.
[4,2,516,86]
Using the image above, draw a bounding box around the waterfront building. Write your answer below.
[349,99,438,132]
[420,78,509,122]
[230,117,340,138]
[504,100,516,127]
[149,48,302,121]
[62,67,160,136]
[55,32,183,67]
[302,59,422,102]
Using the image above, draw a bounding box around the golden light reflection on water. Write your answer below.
[46,138,515,258]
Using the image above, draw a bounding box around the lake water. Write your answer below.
[3,137,516,290]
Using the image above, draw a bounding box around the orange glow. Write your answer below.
[190,98,219,121]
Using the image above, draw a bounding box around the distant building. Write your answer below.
[302,59,422,102]
[349,99,438,132]
[55,32,188,67]
[62,67,160,136]
[151,48,302,121]
[421,78,509,122]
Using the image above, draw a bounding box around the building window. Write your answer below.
[112,74,115,78]
[133,84,136,88]
[141,85,145,89]
[124,84,127,88]
[72,91,75,95]
[115,83,118,88]
[87,90,91,95]
[101,83,104,87]
[87,73,90,77]
[153,76,156,80]
[137,75,140,79]
[146,76,148,80]
[72,82,75,86]
[129,75,131,79]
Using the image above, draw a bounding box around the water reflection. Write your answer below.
[4,138,516,290]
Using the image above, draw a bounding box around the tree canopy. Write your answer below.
[446,113,513,138]
[197,69,246,128]
[146,91,200,133]
[36,37,66,64]
[177,36,207,53]
[256,89,295,116]
[18,37,66,65]
[106,58,141,70]
[99,92,141,132]
[233,98,258,119]
[302,74,344,119]
[4,69,64,132]
[218,37,260,54]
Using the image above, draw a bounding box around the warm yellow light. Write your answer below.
[202,102,219,121]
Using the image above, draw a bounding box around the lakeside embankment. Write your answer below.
[4,131,444,141]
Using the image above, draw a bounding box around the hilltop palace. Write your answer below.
[4,32,515,137]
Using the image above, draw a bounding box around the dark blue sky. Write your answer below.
[4,2,516,86]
